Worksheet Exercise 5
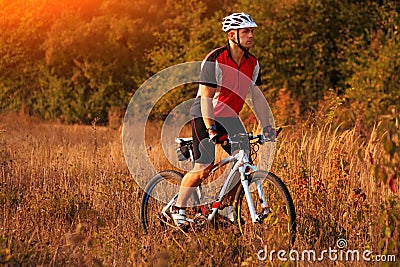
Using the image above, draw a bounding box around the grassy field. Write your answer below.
[0,112,398,266]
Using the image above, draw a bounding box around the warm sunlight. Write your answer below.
[0,0,399,265]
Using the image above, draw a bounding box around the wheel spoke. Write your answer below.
[235,171,296,249]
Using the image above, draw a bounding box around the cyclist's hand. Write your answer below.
[215,134,229,146]
[209,131,228,145]
[262,126,277,141]
[209,130,218,143]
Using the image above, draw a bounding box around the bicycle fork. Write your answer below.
[240,166,268,223]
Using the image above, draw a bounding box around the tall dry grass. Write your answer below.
[0,112,398,266]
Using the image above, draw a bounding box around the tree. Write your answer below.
[0,0,57,113]
[42,0,162,123]
[345,1,400,126]
[0,0,165,124]
[240,0,383,113]
[145,0,225,120]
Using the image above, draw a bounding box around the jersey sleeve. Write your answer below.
[199,59,218,88]
[253,61,262,86]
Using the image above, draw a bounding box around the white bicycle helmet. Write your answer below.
[222,12,258,32]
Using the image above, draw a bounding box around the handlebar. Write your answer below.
[229,127,282,144]
[176,127,282,162]
[176,127,282,146]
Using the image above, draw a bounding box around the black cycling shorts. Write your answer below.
[191,117,247,164]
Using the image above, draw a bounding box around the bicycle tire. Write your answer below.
[234,171,296,249]
[141,170,183,235]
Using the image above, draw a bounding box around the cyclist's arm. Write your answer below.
[249,85,274,127]
[200,84,216,129]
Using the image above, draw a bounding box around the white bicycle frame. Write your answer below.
[163,137,270,224]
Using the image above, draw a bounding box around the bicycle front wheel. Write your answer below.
[141,170,183,235]
[234,171,296,249]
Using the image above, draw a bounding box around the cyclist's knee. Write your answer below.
[191,163,213,181]
[200,166,212,181]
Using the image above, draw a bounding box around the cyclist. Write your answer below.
[169,12,276,229]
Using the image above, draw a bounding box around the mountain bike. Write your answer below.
[141,130,296,248]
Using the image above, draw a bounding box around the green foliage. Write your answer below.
[0,0,399,125]
[146,0,223,73]
[240,0,384,111]
[379,196,399,258]
[42,0,160,123]
[144,0,225,119]
[374,110,399,193]
[345,1,400,127]
[0,0,55,112]
[0,0,161,124]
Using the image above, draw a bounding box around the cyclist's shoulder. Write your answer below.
[203,45,228,62]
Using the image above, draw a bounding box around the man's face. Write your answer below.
[233,28,255,49]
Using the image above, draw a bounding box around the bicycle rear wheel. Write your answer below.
[234,171,296,249]
[141,170,183,235]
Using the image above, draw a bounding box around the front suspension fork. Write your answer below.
[240,170,269,223]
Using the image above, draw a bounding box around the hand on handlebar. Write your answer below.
[208,126,279,145]
[262,125,277,142]
[209,130,229,145]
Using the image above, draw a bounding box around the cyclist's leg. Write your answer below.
[215,117,248,205]
[175,117,215,208]
[175,163,213,207]
[216,116,248,156]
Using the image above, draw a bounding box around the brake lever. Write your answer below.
[257,134,266,144]
[276,127,282,137]
[258,126,282,143]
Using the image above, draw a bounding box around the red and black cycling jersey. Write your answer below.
[190,43,262,118]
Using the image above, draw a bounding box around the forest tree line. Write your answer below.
[0,0,399,126]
